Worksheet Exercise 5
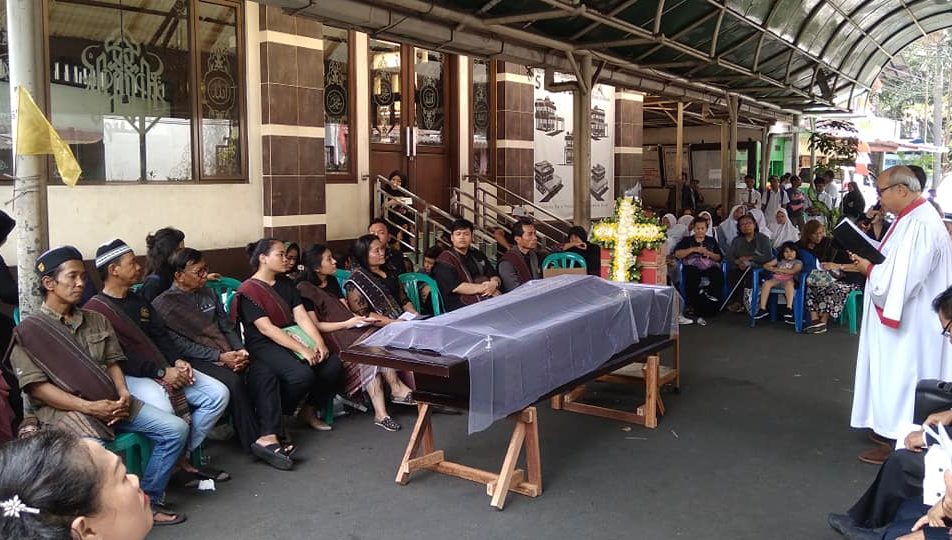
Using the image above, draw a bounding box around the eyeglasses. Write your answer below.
[186,267,209,278]
[942,318,952,338]
[876,183,902,196]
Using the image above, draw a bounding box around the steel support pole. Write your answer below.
[572,54,593,230]
[728,95,739,205]
[7,0,49,315]
[674,102,684,214]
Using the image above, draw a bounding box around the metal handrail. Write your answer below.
[463,173,573,229]
[450,187,565,251]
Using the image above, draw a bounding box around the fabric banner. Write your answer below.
[358,275,678,433]
[531,70,615,219]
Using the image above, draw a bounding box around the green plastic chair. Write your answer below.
[838,289,864,335]
[222,289,238,315]
[541,252,587,270]
[398,273,443,316]
[206,276,242,308]
[106,432,153,477]
[12,307,19,326]
[335,269,352,290]
[130,283,143,293]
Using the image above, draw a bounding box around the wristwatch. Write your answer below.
[156,367,166,378]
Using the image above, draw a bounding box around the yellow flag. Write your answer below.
[15,86,82,186]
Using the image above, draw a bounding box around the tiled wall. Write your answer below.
[615,91,644,196]
[259,5,326,245]
[494,62,534,205]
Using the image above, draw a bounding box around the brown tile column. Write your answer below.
[259,5,326,245]
[494,62,534,206]
[614,91,644,196]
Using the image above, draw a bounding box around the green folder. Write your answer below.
[284,324,315,360]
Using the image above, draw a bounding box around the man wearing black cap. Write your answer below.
[6,246,188,525]
[85,239,231,485]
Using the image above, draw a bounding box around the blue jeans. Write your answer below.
[116,402,188,502]
[126,371,230,452]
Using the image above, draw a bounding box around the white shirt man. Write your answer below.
[735,176,762,209]
[849,166,952,463]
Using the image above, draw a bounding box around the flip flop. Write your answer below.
[151,504,187,527]
[170,470,201,489]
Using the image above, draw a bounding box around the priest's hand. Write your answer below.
[924,410,952,427]
[848,252,872,275]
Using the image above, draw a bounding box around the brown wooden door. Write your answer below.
[369,41,453,211]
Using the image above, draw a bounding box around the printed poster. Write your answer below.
[531,69,615,220]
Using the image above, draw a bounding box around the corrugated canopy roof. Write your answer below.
[268,0,952,123]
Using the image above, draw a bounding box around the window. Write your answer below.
[323,26,352,178]
[47,0,245,183]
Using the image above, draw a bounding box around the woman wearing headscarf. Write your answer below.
[717,204,748,253]
[698,211,719,245]
[663,214,689,257]
[768,208,800,248]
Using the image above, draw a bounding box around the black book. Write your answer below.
[832,218,885,264]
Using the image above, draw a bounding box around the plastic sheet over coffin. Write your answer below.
[358,275,679,433]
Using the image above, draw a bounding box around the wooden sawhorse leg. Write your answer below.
[395,403,542,510]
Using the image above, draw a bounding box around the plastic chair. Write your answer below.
[541,252,587,270]
[206,276,241,304]
[12,307,19,326]
[222,290,238,315]
[398,273,444,316]
[106,432,153,477]
[334,269,352,291]
[130,283,143,293]
[749,249,817,333]
[676,261,729,312]
[838,289,863,335]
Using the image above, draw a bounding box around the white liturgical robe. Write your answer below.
[851,197,952,439]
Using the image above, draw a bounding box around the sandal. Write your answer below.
[170,470,201,489]
[151,503,187,526]
[250,442,293,471]
[391,393,417,406]
[374,416,401,432]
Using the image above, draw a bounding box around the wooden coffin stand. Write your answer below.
[343,331,679,510]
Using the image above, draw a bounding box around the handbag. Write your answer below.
[922,423,952,505]
[806,268,834,287]
[915,379,952,424]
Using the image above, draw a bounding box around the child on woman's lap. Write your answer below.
[754,242,802,322]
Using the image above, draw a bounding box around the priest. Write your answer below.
[849,165,952,465]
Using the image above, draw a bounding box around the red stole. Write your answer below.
[10,313,127,440]
[436,249,484,305]
[499,249,533,285]
[233,278,294,326]
[870,197,927,328]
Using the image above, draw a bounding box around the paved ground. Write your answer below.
[149,314,875,540]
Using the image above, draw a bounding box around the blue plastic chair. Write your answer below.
[334,269,352,291]
[749,249,817,333]
[676,260,729,312]
[398,273,444,316]
[541,252,587,270]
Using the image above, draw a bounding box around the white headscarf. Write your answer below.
[718,204,747,247]
[768,208,800,248]
[664,215,690,255]
[698,211,717,239]
[748,208,773,239]
[677,215,694,228]
[662,213,677,230]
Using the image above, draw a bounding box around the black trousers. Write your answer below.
[848,449,925,529]
[246,343,344,431]
[682,265,723,317]
[191,360,260,453]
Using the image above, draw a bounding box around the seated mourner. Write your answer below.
[725,214,774,312]
[235,239,343,463]
[153,248,286,462]
[298,243,414,432]
[368,218,412,275]
[829,286,952,540]
[5,246,188,525]
[433,218,501,311]
[85,240,230,485]
[497,220,542,292]
[673,218,723,323]
[345,234,418,323]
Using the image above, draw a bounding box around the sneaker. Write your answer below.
[806,324,828,334]
[678,315,694,325]
[806,320,825,330]
[753,308,769,320]
[374,416,401,432]
[783,311,795,324]
[695,317,707,326]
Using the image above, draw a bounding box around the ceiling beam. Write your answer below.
[482,9,581,26]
